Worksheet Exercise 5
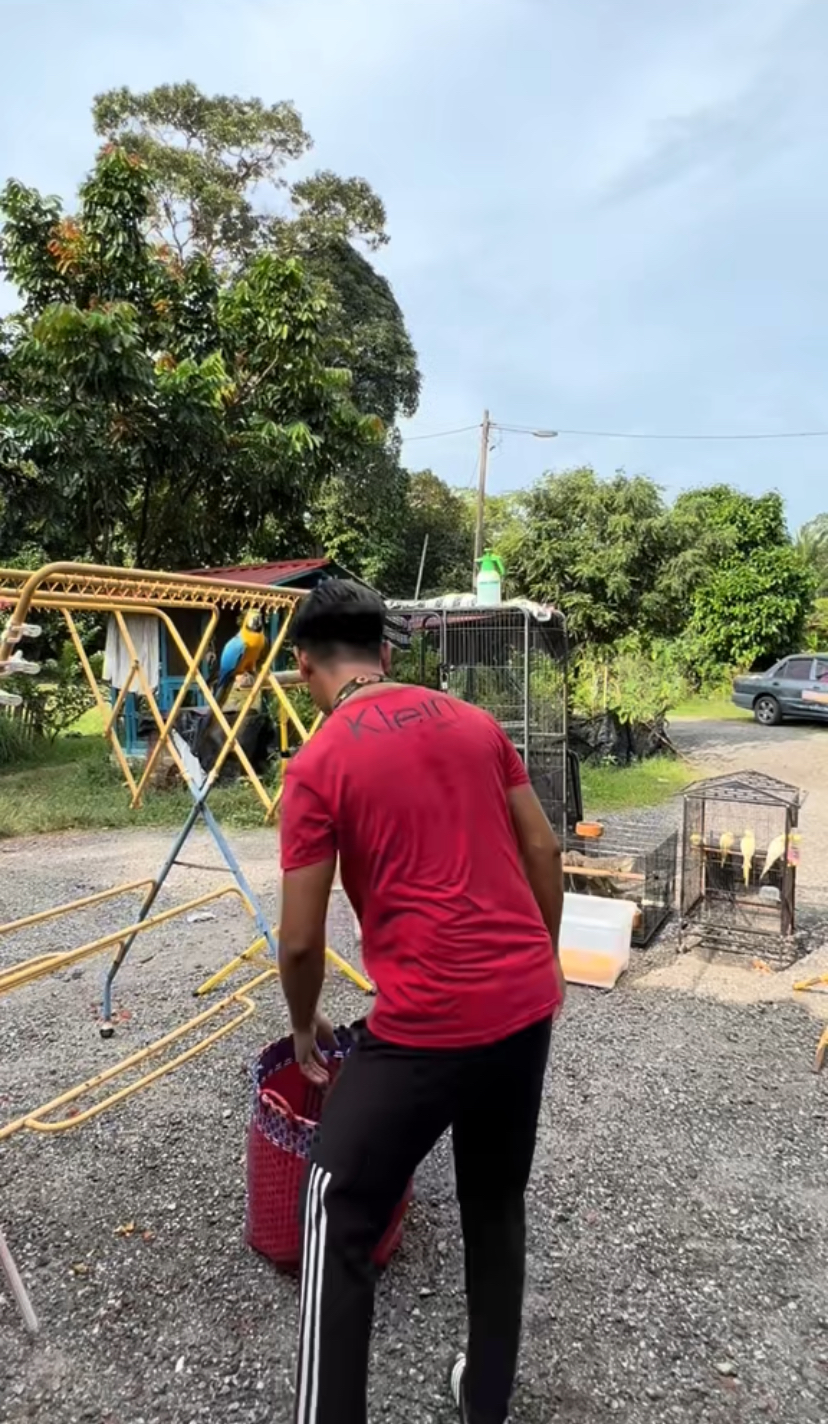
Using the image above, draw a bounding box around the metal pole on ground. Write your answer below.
[0,1228,38,1334]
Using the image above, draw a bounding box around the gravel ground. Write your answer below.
[3,725,828,1422]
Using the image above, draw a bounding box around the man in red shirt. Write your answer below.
[279,580,565,1424]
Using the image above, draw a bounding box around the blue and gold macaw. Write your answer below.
[212,608,267,707]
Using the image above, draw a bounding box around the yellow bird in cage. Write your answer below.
[740,828,755,888]
[719,830,735,866]
[760,832,787,879]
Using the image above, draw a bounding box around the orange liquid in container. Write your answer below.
[558,894,638,990]
[559,947,629,991]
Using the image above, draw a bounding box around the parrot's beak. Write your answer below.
[249,610,263,631]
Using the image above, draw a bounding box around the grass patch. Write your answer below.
[668,695,749,722]
[580,755,694,812]
[0,737,276,839]
[69,705,106,737]
[2,710,694,835]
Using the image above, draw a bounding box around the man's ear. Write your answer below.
[294,647,312,682]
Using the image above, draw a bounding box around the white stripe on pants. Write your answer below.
[296,1164,332,1424]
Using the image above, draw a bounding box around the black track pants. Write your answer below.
[293,1015,552,1424]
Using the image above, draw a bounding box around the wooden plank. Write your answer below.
[562,864,645,883]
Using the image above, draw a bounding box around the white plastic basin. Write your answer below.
[558,892,638,990]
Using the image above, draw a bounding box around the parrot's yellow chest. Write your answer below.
[238,627,265,673]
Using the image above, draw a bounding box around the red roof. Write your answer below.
[185,559,329,586]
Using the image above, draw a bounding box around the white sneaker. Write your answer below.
[450,1354,468,1422]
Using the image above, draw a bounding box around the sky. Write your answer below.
[1,0,827,528]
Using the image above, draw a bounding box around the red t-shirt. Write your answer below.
[279,686,559,1049]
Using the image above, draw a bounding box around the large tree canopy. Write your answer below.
[92,83,420,427]
[92,83,386,261]
[501,468,814,669]
[672,487,815,669]
[506,467,675,643]
[0,145,382,569]
[687,546,815,670]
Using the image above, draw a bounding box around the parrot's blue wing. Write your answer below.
[218,634,243,681]
[214,633,244,702]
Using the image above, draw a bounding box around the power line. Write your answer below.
[402,419,828,444]
[498,422,828,441]
[400,424,480,443]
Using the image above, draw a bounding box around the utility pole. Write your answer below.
[473,409,491,573]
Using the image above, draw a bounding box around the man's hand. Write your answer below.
[293,1011,337,1086]
[551,954,566,1022]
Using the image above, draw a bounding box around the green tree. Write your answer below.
[400,471,475,597]
[806,597,828,650]
[309,441,413,591]
[687,547,815,669]
[0,145,381,569]
[661,487,813,672]
[311,466,476,598]
[795,514,828,597]
[92,83,420,428]
[455,490,526,587]
[93,83,384,261]
[658,487,790,626]
[508,467,673,643]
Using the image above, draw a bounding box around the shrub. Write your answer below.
[5,641,96,742]
[805,598,828,652]
[0,712,34,768]
[570,638,689,726]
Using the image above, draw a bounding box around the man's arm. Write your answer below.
[279,859,336,1029]
[279,859,337,1082]
[507,783,564,950]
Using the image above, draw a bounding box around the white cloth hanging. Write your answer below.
[103,616,160,691]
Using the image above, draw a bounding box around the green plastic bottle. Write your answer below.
[475,551,504,606]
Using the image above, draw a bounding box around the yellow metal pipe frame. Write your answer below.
[0,968,278,1140]
[793,976,828,1072]
[793,974,828,992]
[0,561,297,653]
[131,604,295,813]
[0,878,156,938]
[0,877,157,993]
[194,930,373,998]
[65,600,299,814]
[131,606,219,796]
[64,601,278,811]
[1,560,321,821]
[0,561,369,1134]
[0,885,251,998]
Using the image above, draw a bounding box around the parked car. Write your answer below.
[732,653,828,726]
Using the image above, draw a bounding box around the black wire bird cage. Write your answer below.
[385,599,574,836]
[679,771,805,966]
[565,826,679,948]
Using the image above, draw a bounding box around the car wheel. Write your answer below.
[754,695,782,727]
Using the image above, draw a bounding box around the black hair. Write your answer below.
[291,579,386,663]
